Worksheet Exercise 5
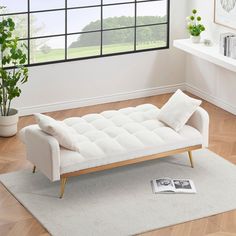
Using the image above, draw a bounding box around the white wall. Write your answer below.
[186,0,236,115]
[13,0,188,116]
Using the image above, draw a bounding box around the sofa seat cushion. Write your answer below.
[60,104,202,174]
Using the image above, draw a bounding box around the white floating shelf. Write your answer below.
[173,39,236,73]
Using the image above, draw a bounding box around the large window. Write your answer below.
[0,0,170,66]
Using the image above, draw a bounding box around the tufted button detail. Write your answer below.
[62,104,202,163]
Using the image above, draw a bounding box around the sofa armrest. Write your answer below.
[23,125,61,181]
[186,107,210,147]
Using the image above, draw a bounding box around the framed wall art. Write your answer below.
[214,0,236,29]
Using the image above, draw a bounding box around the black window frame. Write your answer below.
[0,0,170,68]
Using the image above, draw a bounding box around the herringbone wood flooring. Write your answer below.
[0,93,235,236]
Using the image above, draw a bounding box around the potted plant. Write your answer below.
[186,9,205,43]
[0,12,28,137]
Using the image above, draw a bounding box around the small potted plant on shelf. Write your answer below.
[0,8,28,137]
[187,9,205,43]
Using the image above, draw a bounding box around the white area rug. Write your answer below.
[1,149,236,236]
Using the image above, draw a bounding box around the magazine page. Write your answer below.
[172,179,196,193]
[152,178,175,193]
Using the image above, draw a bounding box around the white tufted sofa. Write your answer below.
[20,104,209,197]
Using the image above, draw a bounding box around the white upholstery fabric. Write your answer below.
[34,113,80,152]
[34,113,55,130]
[20,104,209,181]
[60,104,203,174]
[24,125,61,181]
[186,106,209,148]
[158,90,202,131]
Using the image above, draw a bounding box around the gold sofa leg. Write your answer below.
[60,177,67,199]
[188,151,194,168]
[32,166,36,173]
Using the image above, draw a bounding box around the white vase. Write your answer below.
[190,35,201,43]
[0,109,19,137]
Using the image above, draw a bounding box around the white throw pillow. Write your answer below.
[158,90,202,131]
[34,113,80,152]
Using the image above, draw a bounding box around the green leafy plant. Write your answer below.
[0,7,28,116]
[186,9,205,36]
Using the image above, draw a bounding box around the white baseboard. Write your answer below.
[18,82,236,116]
[186,83,236,115]
[18,83,185,116]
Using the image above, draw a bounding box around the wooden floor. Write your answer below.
[0,93,235,236]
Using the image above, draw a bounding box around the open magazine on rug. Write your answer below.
[151,178,196,194]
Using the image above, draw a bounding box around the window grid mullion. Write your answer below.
[134,0,137,51]
[167,0,170,48]
[2,0,170,68]
[65,0,68,60]
[27,0,30,65]
[25,22,168,41]
[101,0,103,56]
[0,0,166,16]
